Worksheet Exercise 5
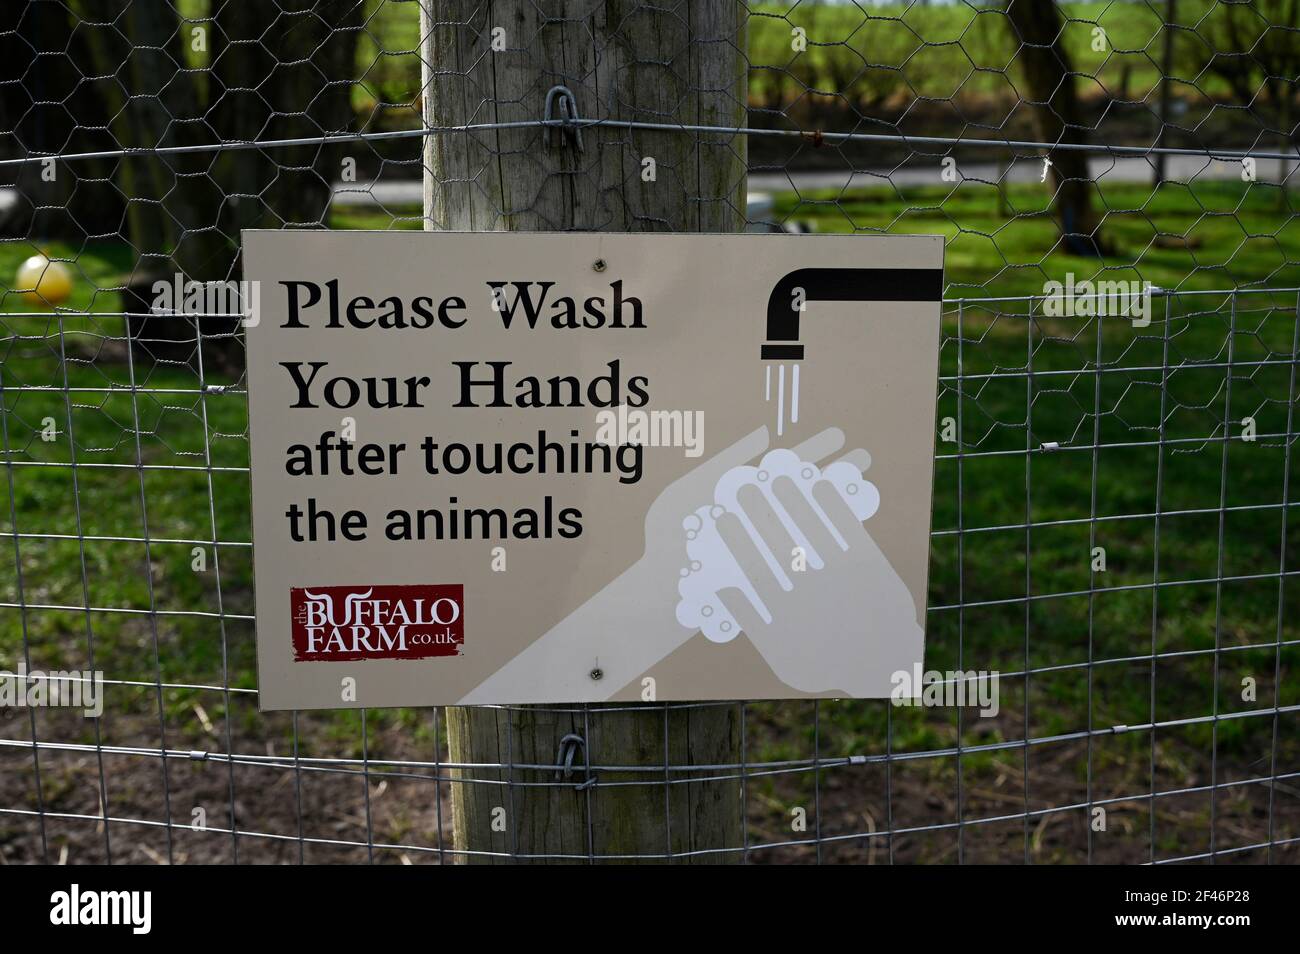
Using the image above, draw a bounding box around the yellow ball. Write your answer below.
[17,254,73,307]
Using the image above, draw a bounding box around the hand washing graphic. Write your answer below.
[672,440,921,696]
[678,448,880,632]
[458,425,924,703]
[456,264,939,704]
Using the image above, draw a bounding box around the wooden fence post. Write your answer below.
[420,0,748,863]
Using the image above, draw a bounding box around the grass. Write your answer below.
[779,179,1300,297]
[3,177,1299,859]
[331,179,1300,297]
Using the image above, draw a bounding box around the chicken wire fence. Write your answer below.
[0,0,1298,863]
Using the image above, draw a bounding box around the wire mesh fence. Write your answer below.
[1,0,1298,863]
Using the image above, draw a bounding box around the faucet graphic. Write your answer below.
[761,266,944,434]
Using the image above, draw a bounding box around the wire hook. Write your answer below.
[543,85,585,153]
[555,733,596,790]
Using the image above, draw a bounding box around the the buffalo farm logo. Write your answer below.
[290,584,464,661]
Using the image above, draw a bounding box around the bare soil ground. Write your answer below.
[2,702,1295,865]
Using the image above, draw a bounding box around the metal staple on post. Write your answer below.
[542,85,585,153]
[555,733,596,791]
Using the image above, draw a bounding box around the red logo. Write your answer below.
[290,584,464,661]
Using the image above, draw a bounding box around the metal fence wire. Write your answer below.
[1,0,1299,863]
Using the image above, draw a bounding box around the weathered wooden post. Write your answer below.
[419,0,748,863]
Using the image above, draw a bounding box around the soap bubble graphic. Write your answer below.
[675,447,878,643]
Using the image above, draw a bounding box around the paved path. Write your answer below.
[330,154,1292,208]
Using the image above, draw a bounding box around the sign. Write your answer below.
[242,231,944,710]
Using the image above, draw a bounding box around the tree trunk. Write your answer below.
[209,0,363,244]
[51,2,362,366]
[68,1,203,357]
[0,0,123,240]
[1153,0,1176,185]
[421,0,747,864]
[1005,0,1109,256]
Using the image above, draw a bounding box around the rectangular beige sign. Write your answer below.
[242,231,943,710]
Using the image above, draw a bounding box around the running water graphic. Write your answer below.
[759,266,947,439]
[764,363,801,436]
